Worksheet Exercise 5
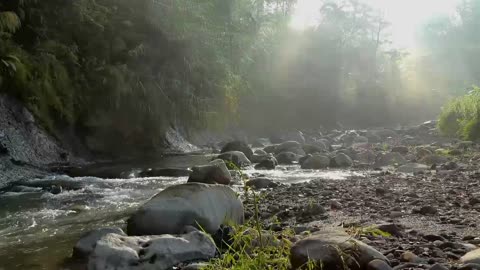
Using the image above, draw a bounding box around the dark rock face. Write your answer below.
[0,95,81,188]
[0,95,71,167]
[164,127,199,153]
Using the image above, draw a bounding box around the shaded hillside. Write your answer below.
[0,0,230,155]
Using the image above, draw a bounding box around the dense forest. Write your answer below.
[4,1,480,270]
[1,0,480,154]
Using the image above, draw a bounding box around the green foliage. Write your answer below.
[2,0,473,153]
[0,0,259,152]
[202,223,294,270]
[0,12,21,33]
[439,86,480,140]
[348,226,392,238]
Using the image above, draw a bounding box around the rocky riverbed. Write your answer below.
[1,120,480,270]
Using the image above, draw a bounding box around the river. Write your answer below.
[0,154,360,270]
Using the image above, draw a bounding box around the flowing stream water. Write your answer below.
[0,154,361,270]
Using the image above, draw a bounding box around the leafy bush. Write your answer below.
[438,86,480,140]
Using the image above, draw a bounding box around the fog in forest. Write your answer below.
[3,1,480,270]
[2,0,480,153]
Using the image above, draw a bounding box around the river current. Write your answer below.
[0,154,360,269]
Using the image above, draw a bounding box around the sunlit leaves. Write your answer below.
[0,12,21,33]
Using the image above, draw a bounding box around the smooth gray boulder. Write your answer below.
[246,178,278,189]
[461,249,480,265]
[217,151,251,169]
[251,154,268,163]
[188,159,231,185]
[331,153,353,168]
[264,145,277,153]
[301,155,330,169]
[275,141,305,156]
[254,156,277,170]
[73,227,126,259]
[221,141,253,159]
[303,143,326,154]
[127,183,244,235]
[254,149,268,156]
[275,152,299,165]
[290,228,388,270]
[88,231,216,270]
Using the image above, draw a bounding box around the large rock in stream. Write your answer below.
[220,141,253,159]
[301,155,330,169]
[127,183,244,235]
[275,152,300,165]
[88,231,216,270]
[275,141,306,156]
[254,155,278,170]
[217,151,251,169]
[73,227,126,259]
[331,153,353,168]
[188,159,231,185]
[290,228,388,270]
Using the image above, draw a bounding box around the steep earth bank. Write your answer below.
[0,94,198,189]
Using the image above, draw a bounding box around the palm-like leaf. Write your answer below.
[0,12,21,33]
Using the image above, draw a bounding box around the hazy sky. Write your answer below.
[291,0,460,48]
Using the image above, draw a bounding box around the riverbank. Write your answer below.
[1,118,480,269]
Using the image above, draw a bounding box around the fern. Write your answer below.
[0,12,21,33]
